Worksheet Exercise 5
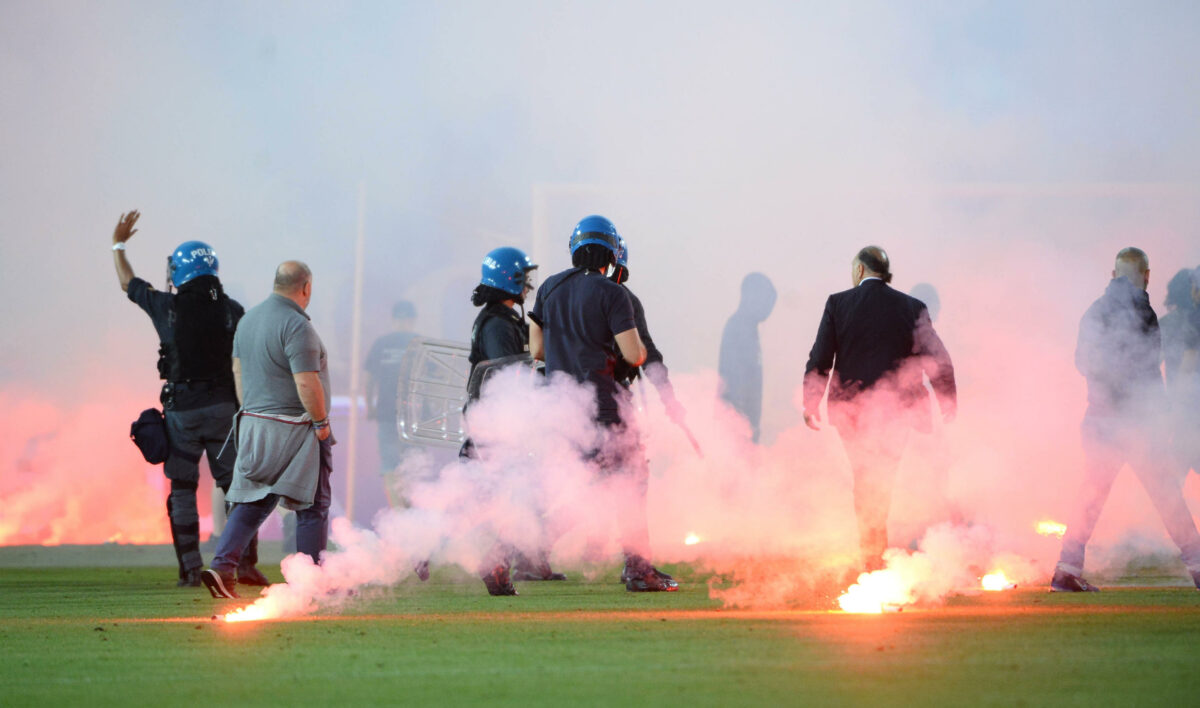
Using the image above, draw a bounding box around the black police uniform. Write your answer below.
[528,267,676,591]
[528,268,636,426]
[612,286,667,387]
[459,302,528,458]
[127,275,257,583]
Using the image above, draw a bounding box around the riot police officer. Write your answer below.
[110,210,267,587]
[528,215,678,592]
[462,247,566,594]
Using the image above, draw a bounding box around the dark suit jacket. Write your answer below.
[803,279,956,431]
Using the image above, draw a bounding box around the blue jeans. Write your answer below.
[211,438,333,575]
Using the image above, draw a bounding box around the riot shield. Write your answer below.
[465,352,537,402]
[395,336,471,448]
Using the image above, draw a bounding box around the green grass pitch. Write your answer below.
[2,564,1198,706]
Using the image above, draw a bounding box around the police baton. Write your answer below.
[637,376,703,458]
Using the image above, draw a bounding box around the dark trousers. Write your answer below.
[164,400,239,575]
[210,438,333,575]
[377,414,401,472]
[592,422,653,569]
[837,419,910,572]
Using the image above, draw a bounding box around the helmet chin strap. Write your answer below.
[165,256,175,294]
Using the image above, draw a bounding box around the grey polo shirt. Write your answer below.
[233,293,330,416]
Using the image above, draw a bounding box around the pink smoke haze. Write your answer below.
[0,385,174,546]
[225,336,1196,620]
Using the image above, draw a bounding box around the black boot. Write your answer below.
[623,554,677,592]
[511,550,566,581]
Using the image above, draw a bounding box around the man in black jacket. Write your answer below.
[802,246,956,571]
[1052,248,1200,592]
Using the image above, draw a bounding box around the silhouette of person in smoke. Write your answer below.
[1051,248,1200,592]
[718,273,777,443]
[365,300,418,474]
[1160,268,1200,480]
[802,247,957,572]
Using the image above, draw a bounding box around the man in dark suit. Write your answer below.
[802,246,957,571]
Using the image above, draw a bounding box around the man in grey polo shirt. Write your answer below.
[202,261,334,599]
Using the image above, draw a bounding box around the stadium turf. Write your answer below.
[1,565,1198,706]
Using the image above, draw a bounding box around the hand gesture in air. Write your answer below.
[113,210,140,245]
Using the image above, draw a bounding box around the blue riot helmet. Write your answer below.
[569,215,621,255]
[168,241,219,288]
[480,246,538,297]
[610,235,630,284]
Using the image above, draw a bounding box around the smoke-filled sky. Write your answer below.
[3,1,1200,561]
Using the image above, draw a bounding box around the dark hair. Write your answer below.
[856,246,892,284]
[392,300,416,319]
[572,243,614,272]
[471,284,518,307]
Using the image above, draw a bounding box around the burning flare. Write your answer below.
[1036,520,1067,538]
[684,532,702,546]
[980,570,1016,591]
[837,569,913,613]
[223,601,277,623]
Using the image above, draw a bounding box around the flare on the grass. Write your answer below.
[1036,520,1067,538]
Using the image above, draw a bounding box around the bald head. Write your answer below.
[1113,247,1149,290]
[273,260,313,309]
[851,245,893,286]
[274,261,312,294]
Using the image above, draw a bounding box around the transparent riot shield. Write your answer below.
[466,352,536,402]
[395,337,471,448]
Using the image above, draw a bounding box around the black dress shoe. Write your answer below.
[482,565,518,596]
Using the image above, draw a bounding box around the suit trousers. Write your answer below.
[1057,416,1200,577]
[837,419,910,571]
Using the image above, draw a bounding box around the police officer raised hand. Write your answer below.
[113,210,140,243]
[111,210,141,292]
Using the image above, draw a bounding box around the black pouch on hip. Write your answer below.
[130,407,169,464]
